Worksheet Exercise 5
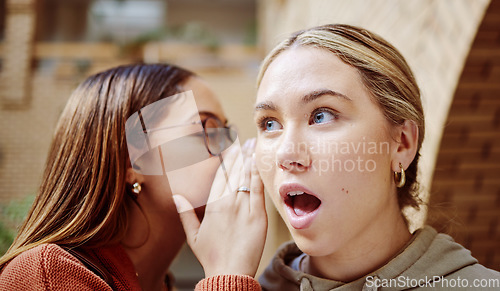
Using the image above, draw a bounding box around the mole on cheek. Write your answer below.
[341,187,349,194]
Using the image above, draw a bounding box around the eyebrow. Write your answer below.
[254,101,277,112]
[254,89,351,113]
[199,111,228,125]
[302,89,352,103]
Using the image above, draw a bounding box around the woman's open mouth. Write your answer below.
[280,184,322,229]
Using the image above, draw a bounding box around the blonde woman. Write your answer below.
[250,24,499,290]
[0,64,266,290]
[179,24,500,290]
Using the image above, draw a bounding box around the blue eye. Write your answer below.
[259,118,282,132]
[311,109,337,124]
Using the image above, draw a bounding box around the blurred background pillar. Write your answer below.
[0,0,36,108]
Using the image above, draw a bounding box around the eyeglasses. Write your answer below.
[145,116,238,157]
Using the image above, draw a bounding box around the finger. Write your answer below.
[207,146,240,204]
[219,138,244,194]
[207,161,230,203]
[250,153,266,214]
[241,138,251,156]
[173,195,200,245]
[240,154,252,192]
[224,146,244,196]
[235,157,250,207]
[237,139,255,199]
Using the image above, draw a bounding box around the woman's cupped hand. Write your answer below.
[173,138,267,278]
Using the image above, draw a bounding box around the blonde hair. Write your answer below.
[258,24,425,215]
[0,64,193,267]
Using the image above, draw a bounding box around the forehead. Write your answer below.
[257,46,368,103]
[182,77,225,121]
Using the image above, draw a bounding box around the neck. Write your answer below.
[122,239,182,291]
[307,205,411,282]
[121,200,185,291]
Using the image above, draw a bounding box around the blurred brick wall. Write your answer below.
[0,0,35,107]
[428,0,500,271]
[0,0,38,203]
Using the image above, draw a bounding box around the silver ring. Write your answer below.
[237,186,251,193]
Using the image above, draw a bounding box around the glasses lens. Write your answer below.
[204,118,223,155]
[227,125,238,143]
[203,117,238,156]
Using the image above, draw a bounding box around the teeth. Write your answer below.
[288,191,305,196]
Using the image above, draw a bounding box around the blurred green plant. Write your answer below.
[0,195,35,256]
[121,22,222,57]
[244,20,257,46]
[0,222,15,256]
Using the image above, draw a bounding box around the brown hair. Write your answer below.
[0,63,193,266]
[258,24,425,218]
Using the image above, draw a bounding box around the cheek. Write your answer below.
[255,139,279,196]
[310,132,392,182]
[143,176,172,206]
[255,140,275,177]
[166,156,220,208]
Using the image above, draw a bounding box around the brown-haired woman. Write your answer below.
[0,63,266,290]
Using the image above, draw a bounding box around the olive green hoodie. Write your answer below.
[259,226,499,290]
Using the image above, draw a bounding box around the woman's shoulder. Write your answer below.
[402,226,499,286]
[0,243,111,290]
[426,227,499,276]
[450,262,500,279]
[2,243,74,273]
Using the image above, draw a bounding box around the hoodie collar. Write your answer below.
[259,226,479,290]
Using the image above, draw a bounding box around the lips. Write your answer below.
[279,183,322,229]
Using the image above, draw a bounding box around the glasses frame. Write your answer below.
[144,116,236,157]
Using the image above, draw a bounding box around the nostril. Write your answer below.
[291,161,308,172]
[277,160,308,171]
[277,160,292,171]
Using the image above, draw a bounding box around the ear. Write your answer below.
[126,166,145,185]
[392,120,419,172]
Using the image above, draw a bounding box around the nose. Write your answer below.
[276,128,311,172]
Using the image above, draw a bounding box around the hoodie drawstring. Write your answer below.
[362,275,379,291]
[300,277,313,291]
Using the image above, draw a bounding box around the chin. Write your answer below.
[294,238,325,256]
[290,228,339,257]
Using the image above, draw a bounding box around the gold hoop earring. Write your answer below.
[132,182,142,195]
[394,163,405,188]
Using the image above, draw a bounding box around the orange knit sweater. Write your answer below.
[0,244,261,291]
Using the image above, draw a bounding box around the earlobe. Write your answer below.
[392,120,419,171]
[126,167,145,185]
